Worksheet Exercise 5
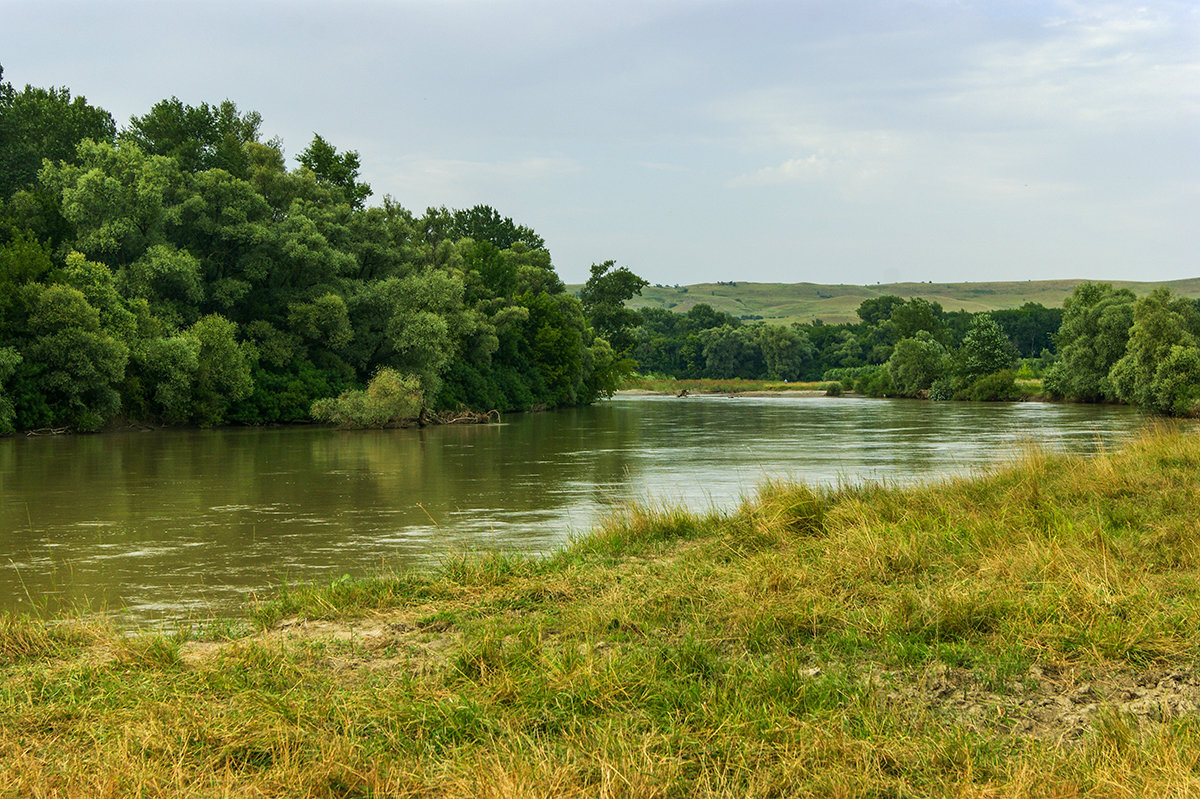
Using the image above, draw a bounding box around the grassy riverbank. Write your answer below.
[4,428,1200,796]
[621,375,1049,401]
[621,376,827,394]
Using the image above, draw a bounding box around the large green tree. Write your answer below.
[0,67,116,198]
[888,332,949,397]
[757,325,813,381]
[579,260,648,357]
[297,134,371,208]
[123,97,262,177]
[1043,283,1136,402]
[956,314,1017,382]
[1109,288,1200,416]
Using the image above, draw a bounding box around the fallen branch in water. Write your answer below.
[424,408,500,425]
[25,427,70,437]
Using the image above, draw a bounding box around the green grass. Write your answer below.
[578,277,1200,326]
[5,427,1200,796]
[621,376,826,393]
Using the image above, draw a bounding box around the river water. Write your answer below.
[0,395,1159,624]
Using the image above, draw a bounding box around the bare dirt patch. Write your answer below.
[892,662,1200,742]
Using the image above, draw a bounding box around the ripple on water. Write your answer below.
[0,396,1164,625]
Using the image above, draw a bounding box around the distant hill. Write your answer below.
[583,278,1200,326]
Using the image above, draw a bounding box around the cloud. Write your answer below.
[948,2,1199,127]
[729,155,830,186]
[721,1,1197,209]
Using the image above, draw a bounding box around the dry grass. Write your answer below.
[4,426,1200,796]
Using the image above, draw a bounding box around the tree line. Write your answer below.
[629,285,1200,416]
[0,68,638,433]
[3,68,1196,433]
[630,297,1057,390]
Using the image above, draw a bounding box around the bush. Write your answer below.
[957,370,1020,402]
[821,381,843,397]
[311,368,424,427]
[855,367,894,398]
[822,365,878,383]
[929,377,958,402]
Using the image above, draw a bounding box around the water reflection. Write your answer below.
[0,395,1160,623]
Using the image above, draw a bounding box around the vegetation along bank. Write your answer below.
[623,285,1200,415]
[0,69,650,434]
[3,426,1200,795]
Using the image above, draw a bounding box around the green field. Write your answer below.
[573,277,1200,326]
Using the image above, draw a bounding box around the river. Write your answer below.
[0,395,1159,624]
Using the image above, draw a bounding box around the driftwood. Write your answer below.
[676,389,690,398]
[25,427,70,437]
[425,408,501,425]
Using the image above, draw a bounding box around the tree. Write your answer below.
[1043,283,1136,402]
[1150,346,1200,417]
[887,332,949,397]
[187,314,254,426]
[857,295,905,326]
[23,283,129,431]
[0,347,20,433]
[684,303,740,332]
[123,97,263,177]
[517,291,591,406]
[956,314,1016,382]
[757,325,813,381]
[826,330,865,368]
[447,204,544,250]
[699,325,763,379]
[579,260,648,356]
[990,303,1063,358]
[890,297,944,340]
[297,134,371,208]
[0,67,117,198]
[1109,288,1200,415]
[39,139,177,266]
[120,244,205,328]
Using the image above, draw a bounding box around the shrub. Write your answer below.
[311,368,424,427]
[822,365,878,383]
[929,377,958,402]
[957,370,1020,402]
[855,367,894,397]
[822,381,843,397]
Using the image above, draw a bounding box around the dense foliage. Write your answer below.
[630,295,1043,400]
[0,69,626,433]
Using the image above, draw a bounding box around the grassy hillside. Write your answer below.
[578,277,1200,326]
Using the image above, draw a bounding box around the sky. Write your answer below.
[2,0,1197,286]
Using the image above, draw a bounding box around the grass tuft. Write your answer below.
[0,612,91,665]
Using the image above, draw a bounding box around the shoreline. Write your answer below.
[4,428,1199,794]
[615,387,828,398]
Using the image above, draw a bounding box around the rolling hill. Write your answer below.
[593,278,1200,326]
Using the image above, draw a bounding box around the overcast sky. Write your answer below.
[3,0,1197,286]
